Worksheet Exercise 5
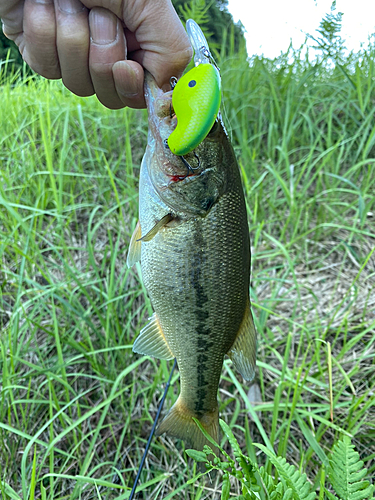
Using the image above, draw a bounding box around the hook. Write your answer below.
[180,153,201,179]
[165,136,201,180]
[170,76,178,89]
[192,152,201,170]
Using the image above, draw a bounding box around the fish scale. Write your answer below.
[127,72,257,453]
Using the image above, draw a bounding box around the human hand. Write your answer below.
[0,0,192,109]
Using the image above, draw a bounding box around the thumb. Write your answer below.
[122,0,193,88]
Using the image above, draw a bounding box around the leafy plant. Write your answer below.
[327,436,374,500]
[172,0,246,52]
[308,0,346,62]
[187,420,374,500]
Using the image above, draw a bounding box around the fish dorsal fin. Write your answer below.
[133,312,175,360]
[227,303,257,381]
[138,213,173,242]
[127,220,142,268]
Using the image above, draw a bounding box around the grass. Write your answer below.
[0,36,375,499]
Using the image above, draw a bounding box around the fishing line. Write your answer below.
[129,358,177,500]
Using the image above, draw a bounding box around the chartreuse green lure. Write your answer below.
[167,19,221,156]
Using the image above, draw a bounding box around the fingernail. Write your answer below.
[57,0,84,14]
[118,65,139,97]
[90,9,117,45]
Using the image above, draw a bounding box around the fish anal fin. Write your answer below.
[133,312,174,360]
[227,303,257,382]
[127,221,142,268]
[156,396,219,456]
[138,213,173,242]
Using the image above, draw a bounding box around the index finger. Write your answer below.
[1,0,26,48]
[22,0,61,78]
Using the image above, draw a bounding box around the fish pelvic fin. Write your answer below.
[133,313,175,360]
[127,221,142,268]
[156,397,219,457]
[227,301,257,381]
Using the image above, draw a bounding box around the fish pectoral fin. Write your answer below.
[127,220,142,268]
[133,312,175,360]
[227,302,257,381]
[137,213,174,242]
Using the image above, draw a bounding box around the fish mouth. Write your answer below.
[144,71,175,140]
[144,72,203,182]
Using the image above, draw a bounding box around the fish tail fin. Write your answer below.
[156,397,219,456]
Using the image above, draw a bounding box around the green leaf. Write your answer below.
[221,473,231,500]
[255,444,316,500]
[186,449,207,462]
[0,481,22,500]
[324,490,338,500]
[191,417,221,454]
[328,437,374,500]
[295,413,329,467]
[29,446,37,500]
[219,419,242,458]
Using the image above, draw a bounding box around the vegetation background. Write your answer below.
[0,1,374,498]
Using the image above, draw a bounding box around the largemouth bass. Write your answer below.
[127,72,257,452]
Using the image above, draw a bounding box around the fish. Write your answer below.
[127,71,257,454]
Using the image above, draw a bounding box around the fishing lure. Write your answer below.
[167,19,221,156]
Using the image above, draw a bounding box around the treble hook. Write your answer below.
[170,76,178,89]
[180,152,201,178]
[164,129,201,180]
[169,77,178,118]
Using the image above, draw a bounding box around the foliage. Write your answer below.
[187,421,374,500]
[308,0,346,62]
[172,0,245,53]
[0,25,374,500]
[327,437,374,500]
[0,32,24,71]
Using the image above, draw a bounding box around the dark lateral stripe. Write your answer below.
[192,230,210,414]
[197,338,214,349]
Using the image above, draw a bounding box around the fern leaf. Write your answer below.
[255,444,316,500]
[259,466,286,500]
[221,473,231,500]
[325,491,338,500]
[220,419,243,459]
[328,436,374,500]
